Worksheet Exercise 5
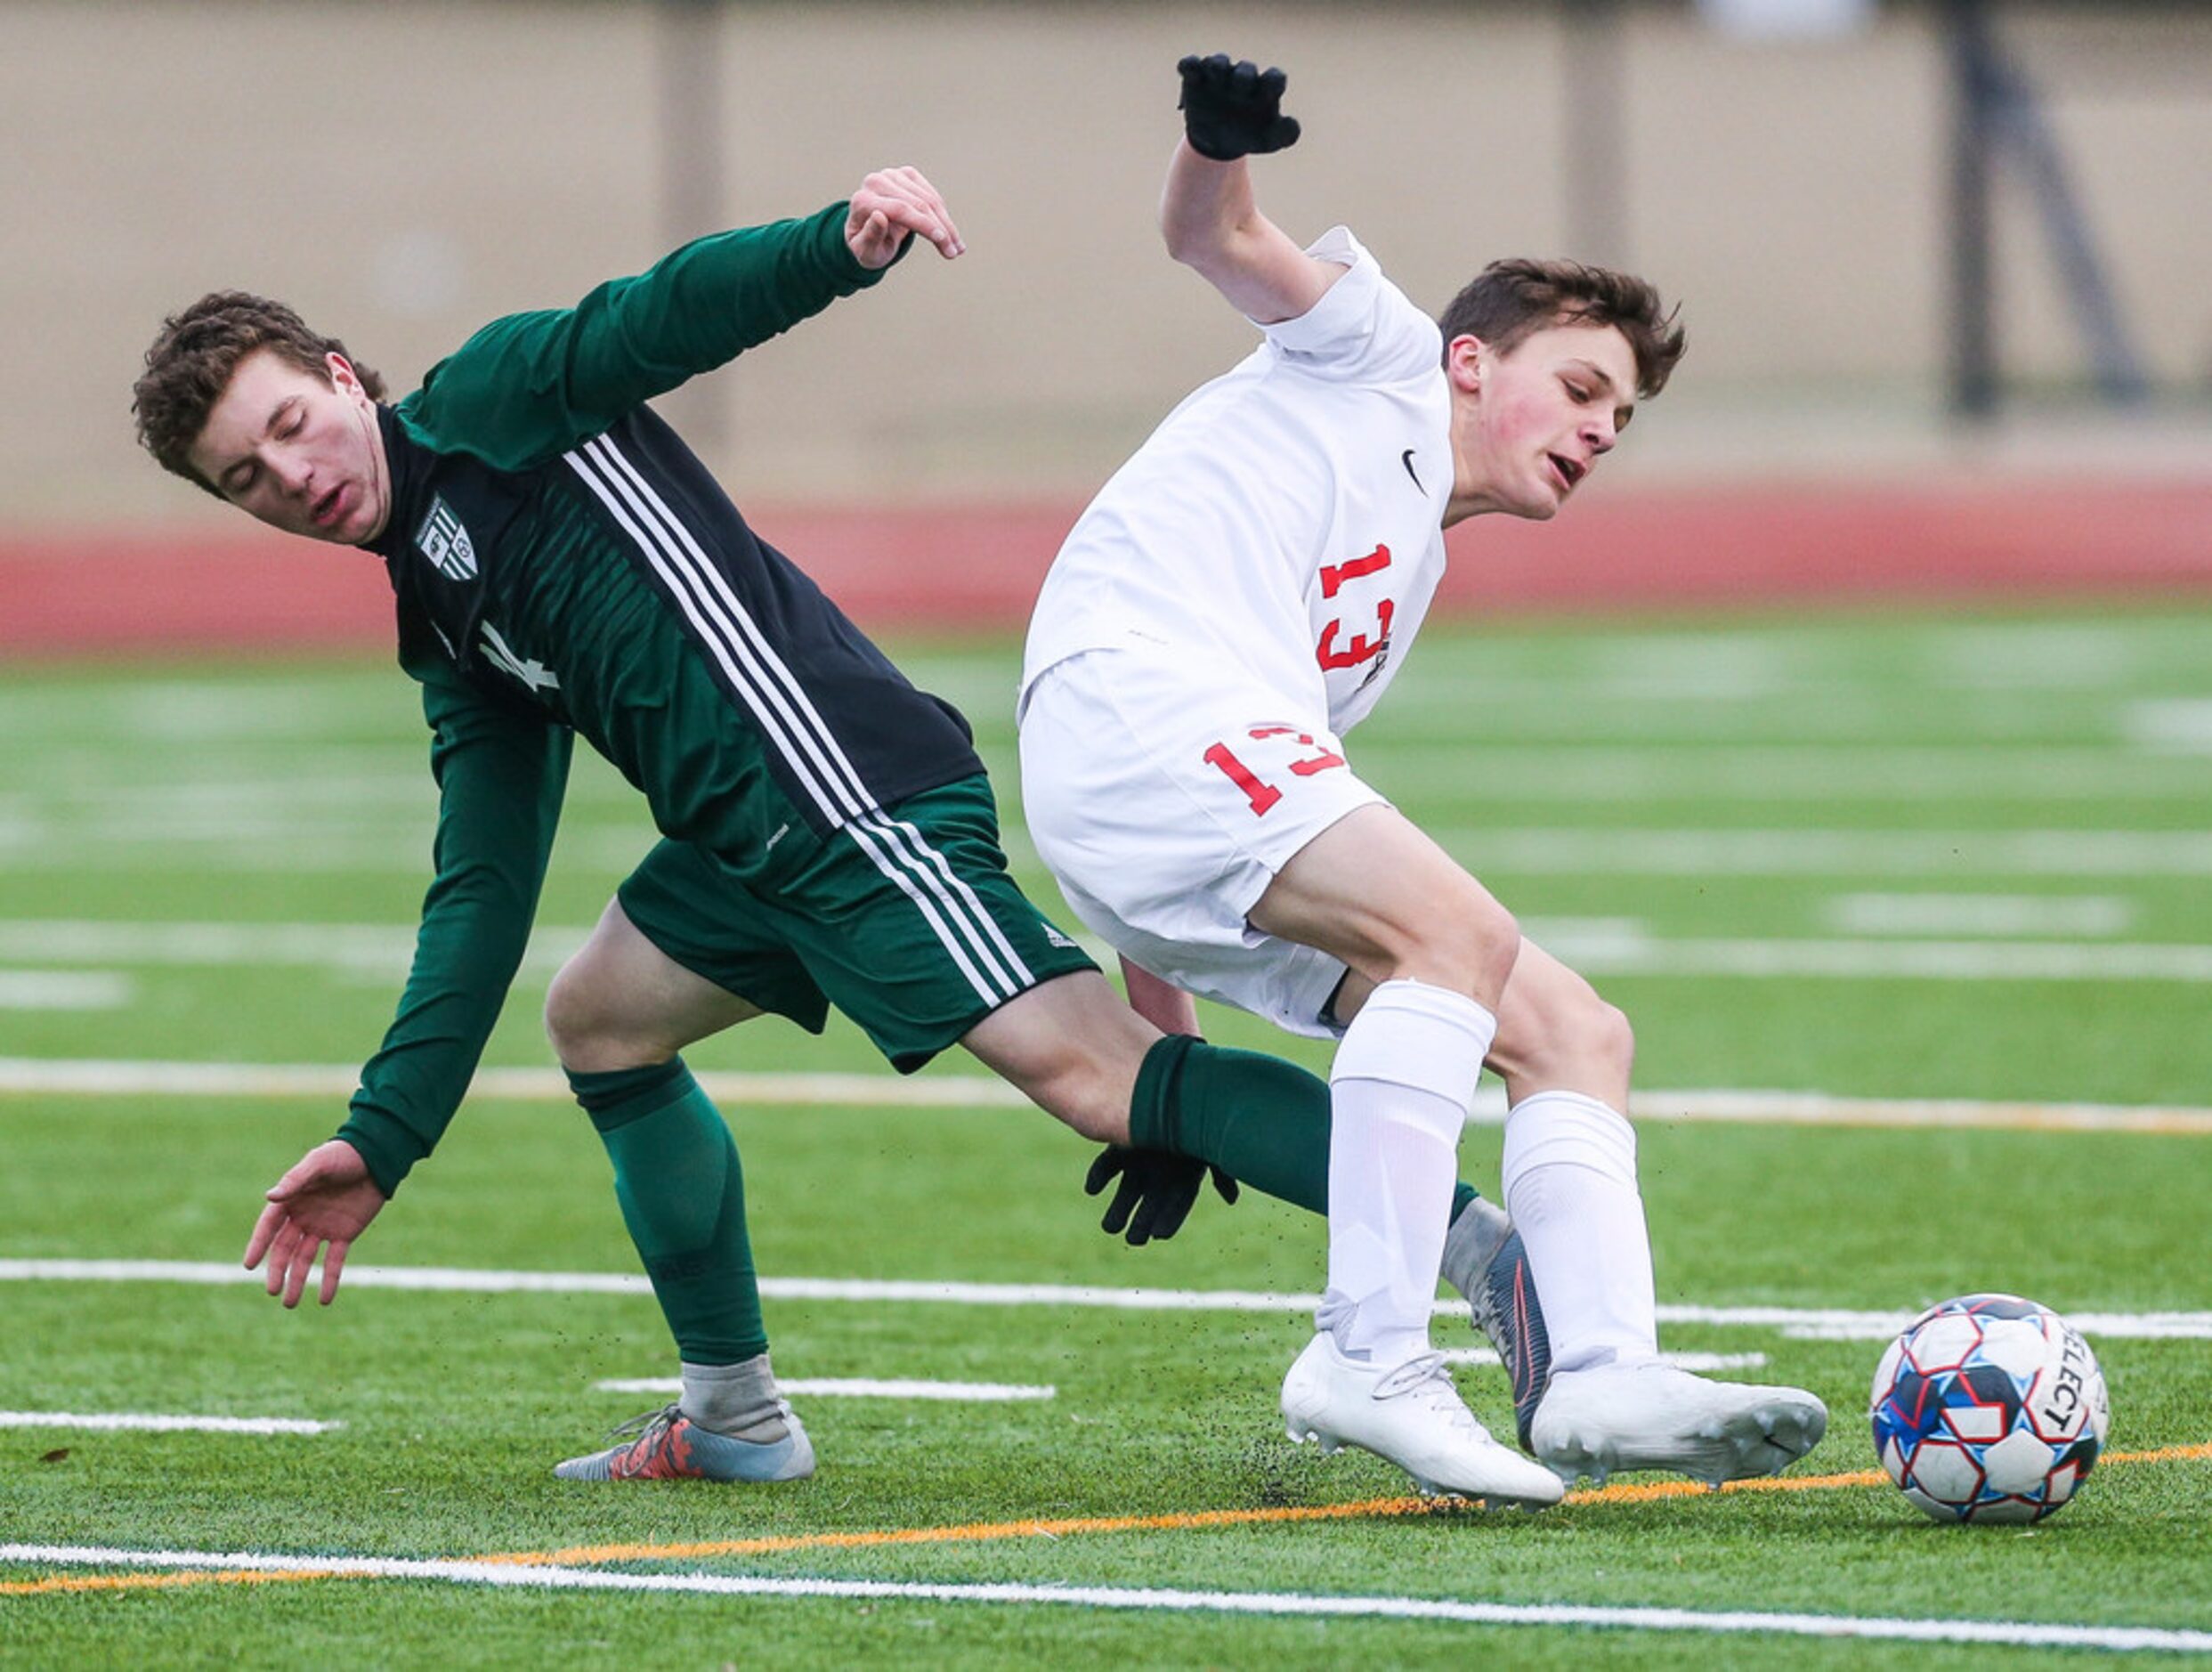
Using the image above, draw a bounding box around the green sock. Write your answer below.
[1130,1035,1485,1222]
[571,1058,766,1366]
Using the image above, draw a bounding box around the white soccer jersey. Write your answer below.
[1019,226,1452,736]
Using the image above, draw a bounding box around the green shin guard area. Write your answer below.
[1131,1036,1488,1222]
[1130,1035,1331,1214]
[573,1060,767,1366]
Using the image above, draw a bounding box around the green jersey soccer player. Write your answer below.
[134,165,1543,1487]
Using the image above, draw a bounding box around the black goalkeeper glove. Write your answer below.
[1084,1146,1241,1246]
[1176,54,1301,162]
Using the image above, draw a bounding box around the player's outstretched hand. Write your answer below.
[1176,54,1301,162]
[846,166,965,268]
[1084,1145,1240,1246]
[242,1139,387,1308]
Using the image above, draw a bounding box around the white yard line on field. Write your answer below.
[1438,1350,1770,1373]
[1356,743,2212,803]
[2,1542,2207,1652]
[3,1260,2204,1342]
[0,921,583,977]
[0,973,129,1011]
[0,1411,336,1434]
[1439,828,2212,876]
[1825,893,2135,937]
[0,1058,1032,1108]
[16,914,2212,981]
[1586,937,2212,981]
[593,1377,1056,1402]
[6,1057,2212,1135]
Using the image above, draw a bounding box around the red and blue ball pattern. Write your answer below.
[1870,1293,2109,1524]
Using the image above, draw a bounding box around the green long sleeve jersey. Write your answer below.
[333,204,984,1196]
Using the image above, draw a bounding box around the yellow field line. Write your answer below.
[12,1442,2208,1598]
[491,1441,2212,1565]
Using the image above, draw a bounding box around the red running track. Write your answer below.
[4,481,2209,654]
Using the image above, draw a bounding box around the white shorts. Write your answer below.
[1017,649,1386,1040]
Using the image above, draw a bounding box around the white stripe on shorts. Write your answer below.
[564,437,1026,1006]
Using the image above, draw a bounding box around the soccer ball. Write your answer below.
[1869,1293,2109,1524]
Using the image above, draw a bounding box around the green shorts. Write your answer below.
[617,774,1097,1071]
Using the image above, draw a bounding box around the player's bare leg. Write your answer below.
[542,899,813,1483]
[958,969,1151,1144]
[544,897,764,1072]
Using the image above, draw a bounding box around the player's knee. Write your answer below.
[1580,997,1635,1083]
[1525,990,1633,1086]
[1392,889,1519,997]
[543,958,636,1071]
[541,965,593,1067]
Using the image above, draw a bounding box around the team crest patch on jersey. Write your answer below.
[415,496,478,581]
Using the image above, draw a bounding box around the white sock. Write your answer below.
[1320,979,1495,1368]
[1500,1090,1658,1374]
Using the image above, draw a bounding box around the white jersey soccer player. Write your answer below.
[1020,55,1828,1499]
[1021,221,1445,1036]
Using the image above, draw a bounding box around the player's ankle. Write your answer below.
[681,1351,788,1441]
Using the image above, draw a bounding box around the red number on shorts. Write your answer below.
[1203,727,1348,816]
[1202,743,1282,816]
[1245,726,1349,776]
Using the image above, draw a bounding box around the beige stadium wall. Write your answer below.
[5,0,2208,527]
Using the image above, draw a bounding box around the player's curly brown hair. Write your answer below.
[133,293,386,494]
[1438,258,1685,399]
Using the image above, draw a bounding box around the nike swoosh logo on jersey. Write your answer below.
[1401,449,1424,493]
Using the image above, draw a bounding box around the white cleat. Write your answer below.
[1279,1332,1566,1508]
[1530,1360,1828,1488]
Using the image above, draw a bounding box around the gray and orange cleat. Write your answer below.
[1441,1197,1553,1453]
[553,1402,815,1482]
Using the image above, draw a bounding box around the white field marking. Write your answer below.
[1622,1089,2212,1136]
[13,918,2212,984]
[1827,893,2135,938]
[0,921,587,978]
[1440,1349,1769,1374]
[2125,698,2212,754]
[4,1261,2207,1342]
[0,1058,1032,1108]
[110,682,390,742]
[1505,921,2212,981]
[4,1545,2209,1652]
[1438,828,2212,877]
[1932,623,2135,689]
[0,824,653,876]
[1575,936,2212,982]
[1349,743,2212,804]
[0,972,129,1011]
[592,1377,1056,1402]
[8,1059,2212,1137]
[1661,1304,2212,1343]
[0,1412,336,1435]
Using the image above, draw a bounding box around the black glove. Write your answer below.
[1084,1146,1241,1246]
[1176,54,1301,162]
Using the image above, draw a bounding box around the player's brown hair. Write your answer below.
[133,292,386,494]
[1438,259,1685,399]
